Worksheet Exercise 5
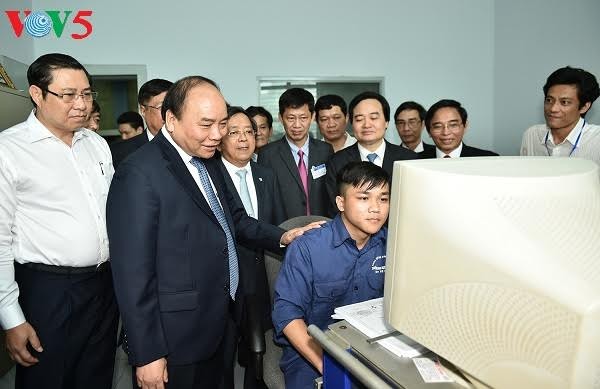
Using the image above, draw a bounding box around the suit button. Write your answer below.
[222,248,227,254]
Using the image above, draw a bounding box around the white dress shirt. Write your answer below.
[0,111,113,329]
[402,140,425,153]
[221,157,258,220]
[436,142,463,158]
[146,128,155,141]
[520,118,600,166]
[357,140,386,167]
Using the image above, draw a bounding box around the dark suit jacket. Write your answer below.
[257,136,333,219]
[325,140,418,217]
[420,142,436,156]
[419,143,499,159]
[109,131,149,168]
[107,132,284,366]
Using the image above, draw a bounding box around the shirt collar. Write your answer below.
[436,142,463,158]
[146,128,155,141]
[544,117,586,146]
[401,140,424,153]
[357,140,386,161]
[221,156,251,176]
[162,126,194,164]
[331,213,387,250]
[26,110,88,144]
[286,136,309,156]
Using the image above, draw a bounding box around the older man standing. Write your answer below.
[0,53,117,389]
[107,76,320,389]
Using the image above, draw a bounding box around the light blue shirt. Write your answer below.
[285,137,309,166]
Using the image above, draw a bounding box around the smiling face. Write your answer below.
[29,68,92,138]
[428,107,466,154]
[544,84,591,135]
[336,181,390,245]
[221,112,256,167]
[165,84,228,159]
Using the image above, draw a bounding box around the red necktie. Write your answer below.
[297,150,310,215]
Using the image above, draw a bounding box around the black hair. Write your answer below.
[348,92,390,123]
[278,88,315,115]
[138,78,173,106]
[543,66,600,115]
[227,106,257,133]
[90,100,101,114]
[315,94,347,116]
[116,111,144,129]
[336,161,390,196]
[424,99,467,132]
[161,76,219,121]
[246,106,273,128]
[27,53,91,107]
[394,101,426,121]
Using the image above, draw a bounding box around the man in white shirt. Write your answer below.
[315,94,356,152]
[521,66,600,166]
[0,53,118,389]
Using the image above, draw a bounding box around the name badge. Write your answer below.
[311,164,327,179]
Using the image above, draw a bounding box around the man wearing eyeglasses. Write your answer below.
[315,94,356,152]
[520,67,600,166]
[394,101,435,154]
[0,53,118,389]
[421,99,498,159]
[110,78,173,167]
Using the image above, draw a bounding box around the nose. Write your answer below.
[368,198,381,213]
[210,124,224,141]
[73,96,87,110]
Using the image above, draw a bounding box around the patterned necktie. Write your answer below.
[235,169,255,218]
[190,157,239,300]
[367,153,378,163]
[297,149,310,215]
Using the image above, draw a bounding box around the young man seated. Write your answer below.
[272,161,390,389]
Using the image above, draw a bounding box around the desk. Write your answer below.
[309,321,474,389]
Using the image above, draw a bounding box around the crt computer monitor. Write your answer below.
[384,157,600,389]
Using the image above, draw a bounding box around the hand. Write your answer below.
[280,220,326,246]
[136,358,168,389]
[5,321,43,367]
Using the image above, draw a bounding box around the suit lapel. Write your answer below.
[157,133,218,224]
[250,161,267,220]
[382,141,395,175]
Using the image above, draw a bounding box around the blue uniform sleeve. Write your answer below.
[272,237,313,338]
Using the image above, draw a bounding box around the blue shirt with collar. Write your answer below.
[286,136,310,166]
[272,214,387,376]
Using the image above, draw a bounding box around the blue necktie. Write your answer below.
[236,169,255,218]
[367,153,378,163]
[190,157,239,300]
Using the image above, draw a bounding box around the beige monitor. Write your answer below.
[384,156,600,389]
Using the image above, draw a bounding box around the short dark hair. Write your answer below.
[278,88,314,115]
[543,66,600,114]
[246,106,273,128]
[348,92,390,123]
[90,100,101,115]
[117,111,144,129]
[315,94,347,116]
[138,78,173,106]
[27,53,91,108]
[424,99,468,132]
[161,76,219,121]
[336,161,390,196]
[227,106,257,133]
[394,101,426,121]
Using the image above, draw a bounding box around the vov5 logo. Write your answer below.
[5,10,93,39]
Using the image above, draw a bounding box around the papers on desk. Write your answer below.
[332,297,427,358]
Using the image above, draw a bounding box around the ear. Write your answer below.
[139,104,146,118]
[335,195,345,212]
[463,120,469,134]
[165,110,176,132]
[579,102,592,115]
[29,85,42,107]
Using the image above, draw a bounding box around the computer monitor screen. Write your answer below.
[384,157,600,389]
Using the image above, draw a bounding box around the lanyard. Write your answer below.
[544,120,585,157]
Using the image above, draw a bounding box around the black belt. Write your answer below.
[17,261,110,275]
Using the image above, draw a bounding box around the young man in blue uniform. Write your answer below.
[272,161,390,389]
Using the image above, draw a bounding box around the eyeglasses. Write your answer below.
[430,120,463,133]
[227,128,256,138]
[43,88,97,103]
[395,118,421,128]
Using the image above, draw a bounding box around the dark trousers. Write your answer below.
[14,263,119,389]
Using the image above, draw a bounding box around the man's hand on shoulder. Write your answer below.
[136,357,168,389]
[5,321,43,367]
[280,220,326,246]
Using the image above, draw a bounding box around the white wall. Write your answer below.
[0,0,34,64]
[494,0,600,155]
[3,0,599,154]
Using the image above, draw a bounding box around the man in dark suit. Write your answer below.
[217,106,283,389]
[257,88,333,219]
[394,101,436,155]
[325,92,417,216]
[420,99,498,159]
[110,78,173,168]
[107,76,320,389]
